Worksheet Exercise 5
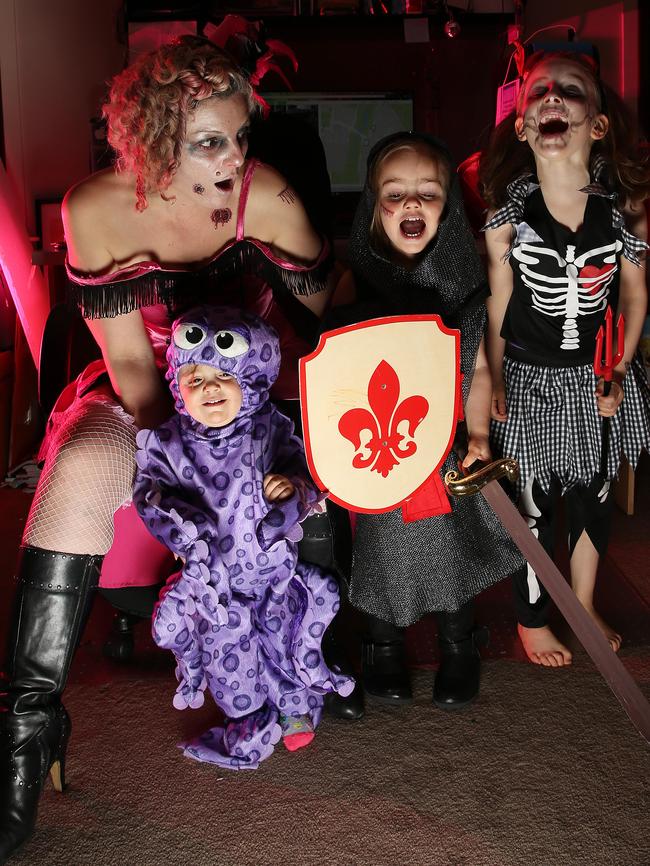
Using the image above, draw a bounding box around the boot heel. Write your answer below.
[474,625,490,649]
[49,757,66,793]
[361,640,412,703]
[0,547,101,861]
[433,606,485,710]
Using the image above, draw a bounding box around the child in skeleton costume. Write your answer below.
[133,307,354,769]
[335,132,523,710]
[481,51,650,667]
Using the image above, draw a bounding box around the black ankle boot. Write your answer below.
[322,624,365,721]
[100,584,161,663]
[0,546,102,860]
[102,611,137,662]
[433,602,488,710]
[299,506,365,720]
[362,614,412,704]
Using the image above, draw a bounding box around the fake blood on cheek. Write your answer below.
[211,208,232,229]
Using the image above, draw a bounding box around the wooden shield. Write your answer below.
[299,315,461,513]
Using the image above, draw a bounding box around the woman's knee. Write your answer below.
[42,403,137,492]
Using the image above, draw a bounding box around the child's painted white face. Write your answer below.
[171,93,250,205]
[377,146,448,260]
[179,363,243,427]
[515,59,608,161]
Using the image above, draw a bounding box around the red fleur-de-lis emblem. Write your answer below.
[338,360,429,477]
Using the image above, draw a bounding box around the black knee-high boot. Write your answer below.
[0,546,102,860]
[361,613,412,703]
[299,505,365,720]
[433,601,488,710]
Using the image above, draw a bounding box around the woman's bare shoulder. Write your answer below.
[245,161,321,260]
[248,160,288,196]
[245,161,299,218]
[63,169,135,221]
[63,170,142,271]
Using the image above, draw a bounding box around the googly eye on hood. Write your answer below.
[166,306,281,418]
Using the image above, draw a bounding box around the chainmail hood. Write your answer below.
[346,133,489,404]
[349,132,488,320]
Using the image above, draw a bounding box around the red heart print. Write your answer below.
[580,264,614,294]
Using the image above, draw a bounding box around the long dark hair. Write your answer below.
[479,51,650,209]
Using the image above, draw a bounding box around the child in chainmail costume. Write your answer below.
[334,132,523,710]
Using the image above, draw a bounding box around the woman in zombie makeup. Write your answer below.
[480,50,650,667]
[0,35,355,860]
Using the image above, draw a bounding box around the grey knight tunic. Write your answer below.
[340,133,524,625]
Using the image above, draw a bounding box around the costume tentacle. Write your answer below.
[255,406,325,549]
[134,308,354,769]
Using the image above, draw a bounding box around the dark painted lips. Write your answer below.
[539,117,569,135]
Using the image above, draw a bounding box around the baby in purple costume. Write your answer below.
[133,306,354,769]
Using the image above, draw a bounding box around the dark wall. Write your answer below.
[257,16,510,165]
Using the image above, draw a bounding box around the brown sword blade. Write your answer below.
[446,460,650,743]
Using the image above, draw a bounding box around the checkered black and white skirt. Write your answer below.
[490,354,650,498]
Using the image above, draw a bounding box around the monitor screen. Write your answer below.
[262,93,414,192]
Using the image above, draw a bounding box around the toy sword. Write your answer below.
[445,458,650,744]
[594,306,625,478]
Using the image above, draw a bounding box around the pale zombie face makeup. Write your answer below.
[172,93,251,206]
[515,59,608,160]
[376,146,448,260]
[179,363,243,427]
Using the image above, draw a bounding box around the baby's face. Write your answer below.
[178,363,243,427]
[377,145,448,260]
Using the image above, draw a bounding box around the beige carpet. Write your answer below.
[12,648,650,866]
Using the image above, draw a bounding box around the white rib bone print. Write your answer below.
[512,236,622,351]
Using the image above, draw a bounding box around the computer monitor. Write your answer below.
[262,93,414,193]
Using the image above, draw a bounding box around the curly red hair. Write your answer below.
[103,36,256,211]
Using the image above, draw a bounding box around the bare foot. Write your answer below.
[517,624,573,667]
[579,603,622,652]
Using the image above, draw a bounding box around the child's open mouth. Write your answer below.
[538,114,569,136]
[214,178,235,193]
[400,217,426,238]
[204,399,226,407]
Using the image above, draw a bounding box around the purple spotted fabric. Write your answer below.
[133,306,354,770]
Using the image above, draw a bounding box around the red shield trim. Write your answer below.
[299,315,461,518]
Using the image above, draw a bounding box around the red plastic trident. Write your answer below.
[594,306,625,393]
[593,306,625,477]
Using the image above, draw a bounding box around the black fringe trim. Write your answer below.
[68,240,334,320]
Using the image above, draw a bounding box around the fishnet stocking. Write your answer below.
[24,396,137,555]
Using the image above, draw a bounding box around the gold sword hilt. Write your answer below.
[444,457,519,497]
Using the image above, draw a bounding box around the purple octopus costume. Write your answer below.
[133,306,354,770]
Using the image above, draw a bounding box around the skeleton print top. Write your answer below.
[503,187,623,366]
[483,158,648,368]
